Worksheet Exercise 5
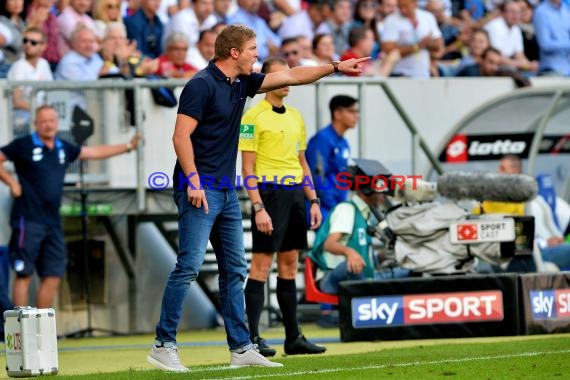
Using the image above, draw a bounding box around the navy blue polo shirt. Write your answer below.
[173,60,265,190]
[0,133,81,226]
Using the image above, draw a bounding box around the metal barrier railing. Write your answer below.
[314,77,444,175]
[3,77,446,210]
[3,78,188,212]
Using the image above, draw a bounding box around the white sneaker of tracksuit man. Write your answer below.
[147,345,283,372]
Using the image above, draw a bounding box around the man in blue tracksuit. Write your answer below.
[306,95,358,222]
[305,94,359,327]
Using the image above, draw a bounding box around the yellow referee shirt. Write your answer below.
[239,99,306,185]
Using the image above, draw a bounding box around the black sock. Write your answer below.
[244,278,265,339]
[276,277,299,343]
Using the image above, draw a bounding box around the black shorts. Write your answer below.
[9,218,68,277]
[251,184,308,253]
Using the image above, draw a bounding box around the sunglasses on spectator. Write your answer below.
[106,3,121,9]
[23,37,43,46]
[283,50,298,57]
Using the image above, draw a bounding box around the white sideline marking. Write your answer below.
[194,349,570,380]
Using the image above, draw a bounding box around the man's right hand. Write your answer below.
[10,182,22,198]
[547,236,565,247]
[345,249,365,274]
[187,187,208,213]
[419,36,434,51]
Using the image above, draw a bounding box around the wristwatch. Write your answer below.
[310,198,321,207]
[253,201,265,213]
[331,60,341,73]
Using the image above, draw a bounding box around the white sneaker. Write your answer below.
[230,348,284,368]
[147,345,190,372]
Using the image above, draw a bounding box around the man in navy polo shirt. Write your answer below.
[0,105,139,310]
[148,24,368,372]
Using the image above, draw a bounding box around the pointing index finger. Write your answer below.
[354,56,371,64]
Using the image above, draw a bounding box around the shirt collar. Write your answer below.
[351,194,371,221]
[207,60,240,83]
[32,132,62,149]
[326,124,344,139]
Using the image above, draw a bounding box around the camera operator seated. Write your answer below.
[309,160,411,296]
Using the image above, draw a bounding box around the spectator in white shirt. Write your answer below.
[163,0,217,50]
[381,0,443,77]
[7,27,53,134]
[279,0,331,41]
[186,28,216,69]
[156,0,185,25]
[484,0,538,72]
[376,0,398,39]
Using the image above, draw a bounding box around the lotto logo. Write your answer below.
[352,290,504,328]
[446,135,468,162]
[456,223,478,241]
[530,289,570,320]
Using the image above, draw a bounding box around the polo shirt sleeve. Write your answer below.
[246,72,265,98]
[177,77,210,121]
[63,141,81,163]
[0,140,19,161]
[238,110,258,152]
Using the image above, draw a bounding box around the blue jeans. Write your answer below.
[319,261,411,294]
[155,189,252,352]
[542,243,570,271]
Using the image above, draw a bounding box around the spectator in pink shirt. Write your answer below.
[57,0,97,55]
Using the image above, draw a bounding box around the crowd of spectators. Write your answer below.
[0,0,569,86]
[0,0,570,85]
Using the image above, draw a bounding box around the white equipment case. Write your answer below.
[4,307,58,377]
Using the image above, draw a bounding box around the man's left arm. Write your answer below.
[79,134,140,160]
[426,15,445,59]
[258,57,370,93]
[0,150,22,198]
